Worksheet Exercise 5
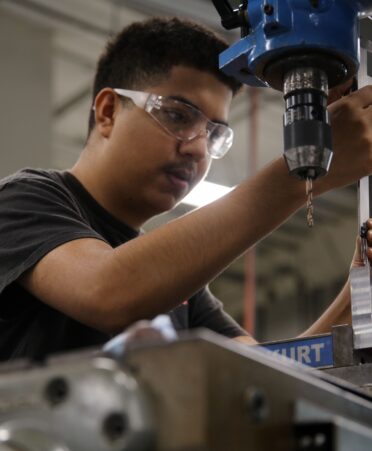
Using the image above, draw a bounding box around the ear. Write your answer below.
[93,88,121,138]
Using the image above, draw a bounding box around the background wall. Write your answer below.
[0,9,52,176]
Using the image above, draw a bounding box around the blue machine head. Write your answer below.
[215,0,362,89]
[212,0,372,186]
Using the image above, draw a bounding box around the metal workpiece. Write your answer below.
[350,219,372,350]
[0,355,154,451]
[350,26,372,350]
[350,15,372,350]
[350,261,372,349]
[0,331,372,450]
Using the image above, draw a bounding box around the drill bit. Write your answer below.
[306,178,314,228]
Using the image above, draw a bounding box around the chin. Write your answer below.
[151,193,184,216]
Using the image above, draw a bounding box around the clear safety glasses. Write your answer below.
[113,88,234,159]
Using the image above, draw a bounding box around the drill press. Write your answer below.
[212,0,372,226]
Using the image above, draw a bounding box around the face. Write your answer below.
[95,66,233,225]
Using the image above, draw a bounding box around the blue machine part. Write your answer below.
[219,0,366,89]
[262,334,333,368]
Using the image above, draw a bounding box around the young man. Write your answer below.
[0,17,372,361]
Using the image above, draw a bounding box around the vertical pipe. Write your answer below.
[243,87,260,334]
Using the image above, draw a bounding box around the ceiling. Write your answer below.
[0,0,361,339]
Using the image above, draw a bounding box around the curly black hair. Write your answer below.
[87,16,242,134]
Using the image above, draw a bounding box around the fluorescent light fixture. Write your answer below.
[182,180,234,208]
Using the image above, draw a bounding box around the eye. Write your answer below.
[162,107,191,125]
[209,125,224,140]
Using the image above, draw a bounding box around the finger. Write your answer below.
[364,223,372,263]
[342,85,372,109]
[362,102,372,118]
[368,246,372,264]
[368,227,372,246]
[328,77,356,105]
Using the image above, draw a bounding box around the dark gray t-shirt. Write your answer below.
[0,168,246,361]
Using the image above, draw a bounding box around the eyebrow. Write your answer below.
[169,95,229,127]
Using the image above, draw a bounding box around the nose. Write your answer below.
[177,133,210,161]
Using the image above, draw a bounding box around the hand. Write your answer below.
[234,335,257,345]
[327,77,356,105]
[350,219,372,269]
[315,86,372,195]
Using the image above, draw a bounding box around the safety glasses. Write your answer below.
[113,88,234,159]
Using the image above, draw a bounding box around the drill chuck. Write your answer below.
[283,67,333,181]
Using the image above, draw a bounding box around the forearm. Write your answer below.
[299,281,351,337]
[235,283,351,344]
[233,335,258,345]
[101,157,305,330]
[20,157,306,334]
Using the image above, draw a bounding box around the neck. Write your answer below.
[70,148,150,230]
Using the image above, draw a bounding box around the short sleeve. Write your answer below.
[188,286,248,338]
[0,173,105,294]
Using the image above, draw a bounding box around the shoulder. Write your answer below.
[0,168,65,190]
[0,168,79,206]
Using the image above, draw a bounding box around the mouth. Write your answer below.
[164,165,196,193]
